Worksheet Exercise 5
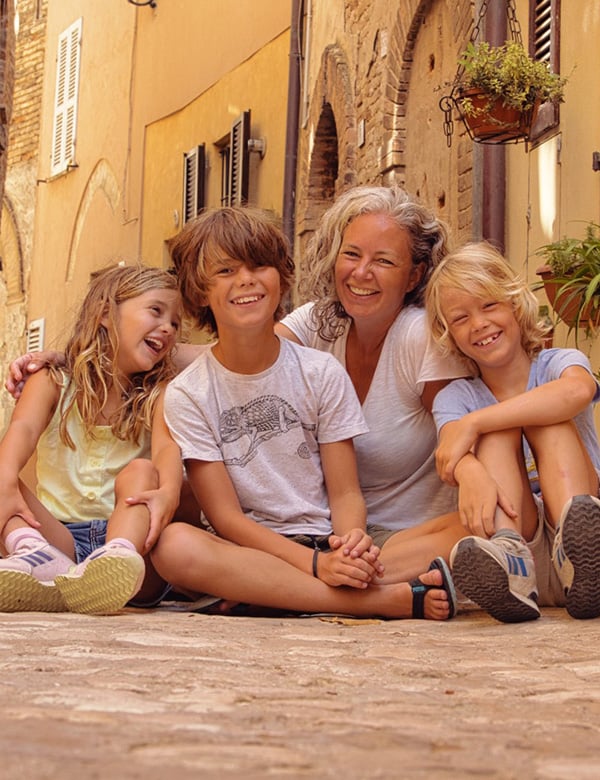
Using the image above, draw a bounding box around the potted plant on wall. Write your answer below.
[451,40,566,143]
[535,223,600,342]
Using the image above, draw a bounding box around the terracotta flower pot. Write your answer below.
[535,264,600,329]
[457,88,540,142]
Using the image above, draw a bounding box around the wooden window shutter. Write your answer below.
[228,110,250,206]
[51,18,82,176]
[528,0,560,144]
[183,144,206,223]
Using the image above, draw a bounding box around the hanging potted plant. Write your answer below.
[446,40,566,143]
[535,223,600,342]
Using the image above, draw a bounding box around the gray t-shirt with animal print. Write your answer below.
[164,337,368,535]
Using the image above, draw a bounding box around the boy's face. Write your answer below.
[440,287,523,371]
[204,255,281,332]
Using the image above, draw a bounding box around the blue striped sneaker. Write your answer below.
[450,530,540,623]
[552,495,600,619]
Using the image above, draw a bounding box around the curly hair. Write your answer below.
[170,206,295,335]
[58,264,180,448]
[425,241,547,375]
[298,185,450,341]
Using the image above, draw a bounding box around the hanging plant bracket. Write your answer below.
[439,0,542,147]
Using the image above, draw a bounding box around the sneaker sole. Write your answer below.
[561,495,600,619]
[0,570,66,612]
[55,555,145,615]
[452,540,540,623]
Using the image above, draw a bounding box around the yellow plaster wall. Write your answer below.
[25,1,290,351]
[140,31,290,269]
[505,0,600,378]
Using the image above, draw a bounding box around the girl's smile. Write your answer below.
[113,288,181,376]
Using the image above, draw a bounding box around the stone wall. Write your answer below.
[0,0,48,434]
[294,0,476,287]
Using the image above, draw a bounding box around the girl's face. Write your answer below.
[440,287,524,371]
[334,213,424,330]
[111,288,181,376]
[204,254,281,334]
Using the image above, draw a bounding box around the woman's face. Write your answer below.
[334,213,425,330]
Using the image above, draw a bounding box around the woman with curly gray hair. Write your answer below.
[277,185,469,580]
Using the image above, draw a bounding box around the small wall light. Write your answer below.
[127,0,157,7]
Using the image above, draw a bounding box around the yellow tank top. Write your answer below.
[36,382,151,523]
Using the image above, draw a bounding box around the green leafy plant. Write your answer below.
[458,40,566,117]
[535,223,600,343]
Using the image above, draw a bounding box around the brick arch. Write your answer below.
[296,44,357,258]
[383,0,474,239]
[0,197,24,302]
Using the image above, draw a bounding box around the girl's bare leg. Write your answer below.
[1,481,76,558]
[106,459,157,551]
[151,524,452,620]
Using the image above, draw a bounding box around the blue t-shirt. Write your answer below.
[432,348,600,493]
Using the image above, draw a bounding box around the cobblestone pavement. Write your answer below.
[1,605,599,779]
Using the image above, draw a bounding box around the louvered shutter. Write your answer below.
[228,110,250,206]
[183,144,205,223]
[51,18,82,176]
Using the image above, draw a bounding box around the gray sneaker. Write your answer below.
[552,494,600,619]
[450,530,540,623]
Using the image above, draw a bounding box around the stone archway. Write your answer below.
[295,44,357,279]
[383,0,474,243]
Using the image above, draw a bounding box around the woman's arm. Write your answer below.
[420,379,453,414]
[274,321,303,344]
[5,342,207,399]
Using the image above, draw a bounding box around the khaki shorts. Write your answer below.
[529,494,566,607]
[366,523,399,550]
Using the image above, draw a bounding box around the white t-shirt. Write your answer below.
[281,303,468,530]
[164,337,369,536]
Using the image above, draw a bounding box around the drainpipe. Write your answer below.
[481,1,507,251]
[282,0,303,249]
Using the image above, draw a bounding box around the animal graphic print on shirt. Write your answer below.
[218,394,316,467]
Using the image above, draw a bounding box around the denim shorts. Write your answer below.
[65,519,108,564]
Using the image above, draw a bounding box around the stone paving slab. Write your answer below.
[1,607,599,779]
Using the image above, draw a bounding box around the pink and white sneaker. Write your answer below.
[55,542,145,615]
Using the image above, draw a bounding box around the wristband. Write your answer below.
[312,548,320,579]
